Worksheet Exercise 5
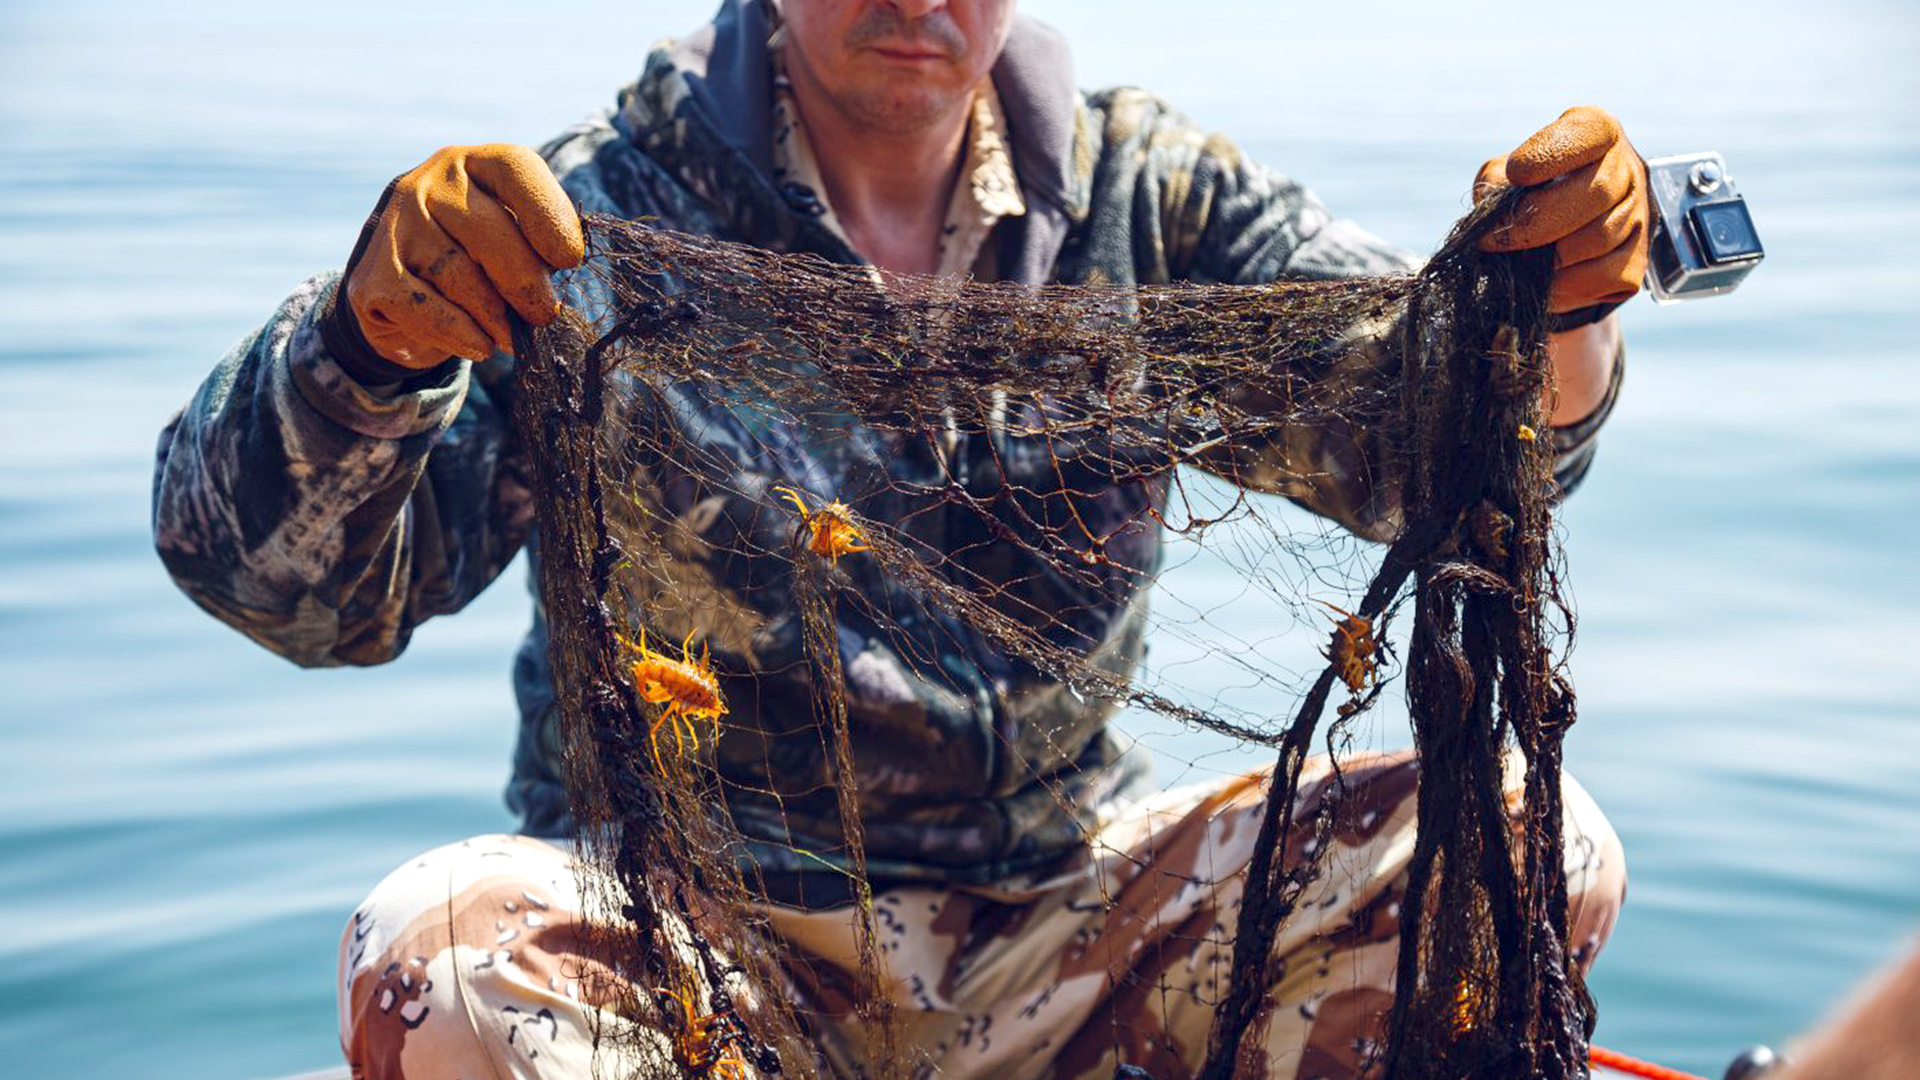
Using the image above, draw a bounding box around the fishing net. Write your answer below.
[508,185,1590,1080]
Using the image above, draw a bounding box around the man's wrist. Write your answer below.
[1551,331,1626,444]
[1545,313,1622,427]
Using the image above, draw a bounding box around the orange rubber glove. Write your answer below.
[337,144,585,370]
[1474,106,1650,316]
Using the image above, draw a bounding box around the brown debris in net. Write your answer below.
[509,183,1589,1080]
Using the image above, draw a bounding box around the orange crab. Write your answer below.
[619,626,726,773]
[655,984,753,1079]
[772,485,871,562]
[1316,600,1379,696]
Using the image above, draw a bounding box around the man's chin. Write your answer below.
[837,80,971,135]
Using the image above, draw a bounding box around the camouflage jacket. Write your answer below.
[153,0,1616,891]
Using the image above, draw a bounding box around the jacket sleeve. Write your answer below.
[1105,89,1620,540]
[151,110,666,667]
[151,271,535,667]
[147,114,628,669]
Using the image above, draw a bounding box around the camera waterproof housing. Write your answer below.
[1644,151,1764,303]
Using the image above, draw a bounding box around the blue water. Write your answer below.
[1,2,1915,1077]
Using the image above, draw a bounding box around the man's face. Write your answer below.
[782,0,1016,133]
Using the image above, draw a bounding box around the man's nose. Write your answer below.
[887,0,950,20]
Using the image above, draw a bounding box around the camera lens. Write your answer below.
[1689,198,1764,264]
[1706,210,1743,248]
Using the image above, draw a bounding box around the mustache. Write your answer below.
[843,5,966,58]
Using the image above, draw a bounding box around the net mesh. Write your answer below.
[508,185,1591,1080]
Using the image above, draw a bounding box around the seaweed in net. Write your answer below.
[507,184,1589,1080]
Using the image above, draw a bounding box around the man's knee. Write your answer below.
[1303,747,1627,970]
[336,834,636,1080]
[1255,755,1628,1077]
[1487,754,1629,970]
[1558,769,1628,973]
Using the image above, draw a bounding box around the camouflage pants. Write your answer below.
[338,751,1626,1080]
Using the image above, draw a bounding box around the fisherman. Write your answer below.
[153,1,1640,1076]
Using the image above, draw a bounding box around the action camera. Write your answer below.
[1644,151,1764,303]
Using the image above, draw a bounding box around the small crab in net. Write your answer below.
[772,485,871,562]
[1316,600,1380,697]
[1449,970,1489,1035]
[619,627,726,772]
[654,985,753,1080]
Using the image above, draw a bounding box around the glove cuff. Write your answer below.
[1547,299,1626,334]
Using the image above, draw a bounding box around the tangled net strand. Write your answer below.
[508,185,1589,1080]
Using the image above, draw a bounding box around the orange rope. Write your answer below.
[1591,1044,1710,1080]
